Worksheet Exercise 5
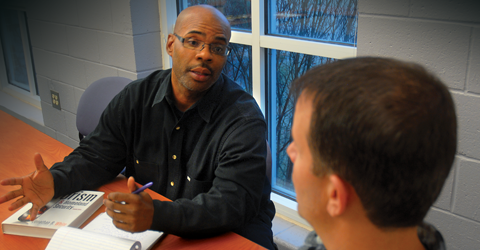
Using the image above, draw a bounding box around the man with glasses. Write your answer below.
[0,5,276,249]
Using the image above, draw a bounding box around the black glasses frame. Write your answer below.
[173,33,231,56]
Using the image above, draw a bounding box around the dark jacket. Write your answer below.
[299,222,446,250]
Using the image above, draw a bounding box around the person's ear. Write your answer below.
[326,174,349,217]
[166,34,175,57]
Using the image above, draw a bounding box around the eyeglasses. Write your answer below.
[174,33,231,56]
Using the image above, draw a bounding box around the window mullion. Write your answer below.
[230,31,252,46]
[159,0,177,70]
[18,11,37,96]
[260,36,357,59]
[251,0,265,113]
[0,38,9,91]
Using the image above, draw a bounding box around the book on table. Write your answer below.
[1,190,104,239]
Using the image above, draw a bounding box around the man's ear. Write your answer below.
[326,174,350,217]
[166,34,175,57]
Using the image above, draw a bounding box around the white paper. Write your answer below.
[45,226,141,250]
[83,213,163,250]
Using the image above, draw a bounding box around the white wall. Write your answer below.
[1,0,162,148]
[358,0,480,249]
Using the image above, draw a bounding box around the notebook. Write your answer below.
[45,213,164,250]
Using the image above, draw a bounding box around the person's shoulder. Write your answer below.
[222,74,249,95]
[116,69,170,109]
[418,222,446,250]
[220,75,263,120]
[126,69,171,90]
[298,231,327,250]
[120,69,171,101]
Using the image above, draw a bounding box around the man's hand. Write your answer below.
[0,153,55,220]
[104,176,154,232]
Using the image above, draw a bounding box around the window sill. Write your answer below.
[271,193,314,249]
[272,193,311,229]
[273,213,312,250]
[0,90,44,125]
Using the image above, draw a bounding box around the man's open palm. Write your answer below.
[0,153,55,220]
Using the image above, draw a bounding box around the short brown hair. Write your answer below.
[292,57,457,228]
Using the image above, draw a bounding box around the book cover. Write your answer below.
[2,190,104,239]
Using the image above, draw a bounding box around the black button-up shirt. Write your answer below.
[50,69,276,249]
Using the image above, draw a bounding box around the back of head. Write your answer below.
[293,57,457,228]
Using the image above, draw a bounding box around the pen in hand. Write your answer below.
[111,180,153,207]
[132,182,153,194]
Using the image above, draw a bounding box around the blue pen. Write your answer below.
[132,182,153,194]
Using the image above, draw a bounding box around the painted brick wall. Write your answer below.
[1,0,162,148]
[358,0,480,248]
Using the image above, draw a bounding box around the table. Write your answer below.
[0,110,265,250]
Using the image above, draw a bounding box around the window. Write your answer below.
[0,8,39,108]
[167,0,357,200]
[270,50,335,196]
[223,43,253,94]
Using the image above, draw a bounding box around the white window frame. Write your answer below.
[158,0,356,228]
[0,8,41,110]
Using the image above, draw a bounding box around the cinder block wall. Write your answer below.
[358,0,480,249]
[1,0,162,148]
[2,1,479,248]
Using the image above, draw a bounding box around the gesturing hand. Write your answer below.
[0,153,55,220]
[104,176,154,232]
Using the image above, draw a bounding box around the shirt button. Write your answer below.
[136,160,139,164]
[187,176,191,181]
[170,181,174,186]
[172,155,177,160]
[176,126,180,130]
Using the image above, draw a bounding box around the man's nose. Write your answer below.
[196,44,214,61]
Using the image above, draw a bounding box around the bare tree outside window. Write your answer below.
[272,0,357,45]
[183,0,252,30]
[223,44,252,94]
[272,51,335,193]
[269,0,357,195]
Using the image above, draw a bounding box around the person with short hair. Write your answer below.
[0,5,276,249]
[287,57,455,250]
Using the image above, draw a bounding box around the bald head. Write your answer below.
[175,5,231,42]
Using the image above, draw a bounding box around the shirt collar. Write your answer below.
[152,70,171,106]
[152,70,224,123]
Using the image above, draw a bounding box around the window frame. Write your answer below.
[0,8,41,110]
[159,0,357,227]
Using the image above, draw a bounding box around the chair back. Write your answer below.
[76,77,131,140]
[266,141,272,183]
